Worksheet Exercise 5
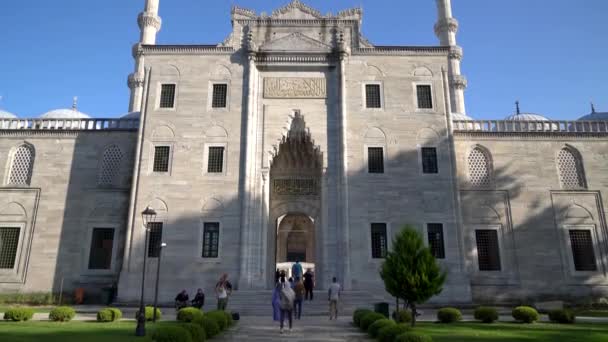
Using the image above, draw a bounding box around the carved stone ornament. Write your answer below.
[448,46,463,60]
[260,32,332,52]
[138,12,162,31]
[131,43,144,58]
[264,78,327,99]
[450,75,468,90]
[434,17,459,36]
[273,178,318,195]
[127,73,144,89]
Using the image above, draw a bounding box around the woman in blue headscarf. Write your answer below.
[272,280,282,321]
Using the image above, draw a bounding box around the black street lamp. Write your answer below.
[152,242,166,322]
[135,206,157,337]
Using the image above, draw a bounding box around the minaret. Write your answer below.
[435,0,467,115]
[128,0,162,112]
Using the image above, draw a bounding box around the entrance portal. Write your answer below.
[276,214,315,278]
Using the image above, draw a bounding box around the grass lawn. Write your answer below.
[0,321,156,342]
[575,310,608,317]
[415,322,608,342]
[0,305,53,313]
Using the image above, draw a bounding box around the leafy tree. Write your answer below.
[380,225,446,326]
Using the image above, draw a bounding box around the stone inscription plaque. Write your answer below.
[264,78,326,99]
[273,179,318,195]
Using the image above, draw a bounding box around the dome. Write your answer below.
[40,108,91,119]
[0,109,17,119]
[504,112,550,121]
[121,111,140,119]
[451,112,474,120]
[579,111,608,121]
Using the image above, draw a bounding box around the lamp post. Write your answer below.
[152,242,166,322]
[135,206,157,337]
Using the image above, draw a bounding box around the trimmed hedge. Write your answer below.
[394,310,413,324]
[151,325,193,342]
[396,332,434,342]
[49,306,76,322]
[378,323,410,342]
[512,306,539,323]
[135,306,162,321]
[360,312,386,331]
[0,292,55,305]
[474,307,498,323]
[223,311,234,327]
[368,318,395,338]
[206,310,228,330]
[353,308,373,327]
[197,315,220,338]
[437,307,462,323]
[96,308,122,322]
[548,309,575,324]
[3,307,34,321]
[177,307,204,323]
[182,323,206,342]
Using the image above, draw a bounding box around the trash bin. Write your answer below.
[374,302,389,318]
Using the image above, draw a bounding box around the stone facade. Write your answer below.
[0,1,607,304]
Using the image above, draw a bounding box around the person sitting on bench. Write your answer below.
[191,288,205,309]
[175,289,189,310]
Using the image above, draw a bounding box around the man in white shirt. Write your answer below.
[328,277,341,320]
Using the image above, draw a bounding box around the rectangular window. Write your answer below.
[368,147,384,173]
[475,229,501,271]
[207,147,225,173]
[427,223,445,259]
[202,222,220,258]
[0,227,20,269]
[153,146,170,173]
[88,228,115,270]
[421,147,438,174]
[365,84,382,108]
[159,84,176,108]
[371,223,388,259]
[416,85,433,109]
[569,230,597,271]
[147,222,163,258]
[212,84,228,108]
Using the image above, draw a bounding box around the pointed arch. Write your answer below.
[98,144,124,187]
[467,145,493,188]
[6,143,35,186]
[413,66,433,77]
[557,146,586,189]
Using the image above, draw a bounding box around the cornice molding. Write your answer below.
[0,130,138,137]
[236,18,360,26]
[454,132,608,140]
[141,45,236,55]
[352,46,449,56]
[254,53,338,66]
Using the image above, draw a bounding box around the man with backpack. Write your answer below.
[293,277,305,319]
[278,276,295,334]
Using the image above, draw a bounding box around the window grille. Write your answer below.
[153,146,170,173]
[427,223,445,259]
[557,148,585,189]
[159,84,176,108]
[8,145,34,186]
[421,147,438,174]
[88,228,114,270]
[207,147,224,173]
[212,84,228,108]
[0,227,20,269]
[417,85,433,109]
[147,222,163,258]
[475,229,501,271]
[365,84,381,108]
[98,145,123,186]
[368,147,384,173]
[202,222,220,258]
[569,230,597,271]
[371,223,387,259]
[468,147,491,187]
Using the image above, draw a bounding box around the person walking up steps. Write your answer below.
[293,277,305,319]
[328,277,341,320]
[215,273,233,311]
[278,276,295,334]
[303,268,314,300]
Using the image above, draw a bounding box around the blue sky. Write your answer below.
[0,0,606,119]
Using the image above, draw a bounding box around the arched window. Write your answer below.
[98,145,123,187]
[7,144,35,186]
[467,147,492,188]
[557,147,586,189]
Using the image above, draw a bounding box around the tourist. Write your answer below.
[303,268,314,300]
[328,277,341,320]
[292,260,303,280]
[275,269,281,284]
[174,289,189,310]
[215,273,233,310]
[272,281,281,321]
[191,288,205,309]
[293,277,305,319]
[288,277,294,289]
[279,276,295,334]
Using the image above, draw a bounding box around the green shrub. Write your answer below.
[0,292,55,305]
[378,323,411,342]
[3,307,34,321]
[197,316,220,338]
[177,307,204,323]
[49,306,76,322]
[96,307,122,322]
[181,323,206,342]
[396,332,433,342]
[394,310,413,323]
[135,306,162,321]
[206,310,228,330]
[437,307,462,323]
[223,311,234,326]
[151,325,193,342]
[368,318,395,338]
[360,312,386,331]
[109,308,122,320]
[548,309,575,324]
[474,306,498,323]
[353,309,373,327]
[512,306,539,323]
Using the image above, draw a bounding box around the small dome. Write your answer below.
[40,108,91,119]
[121,111,140,119]
[0,109,17,119]
[578,106,608,121]
[504,112,550,121]
[451,112,474,120]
